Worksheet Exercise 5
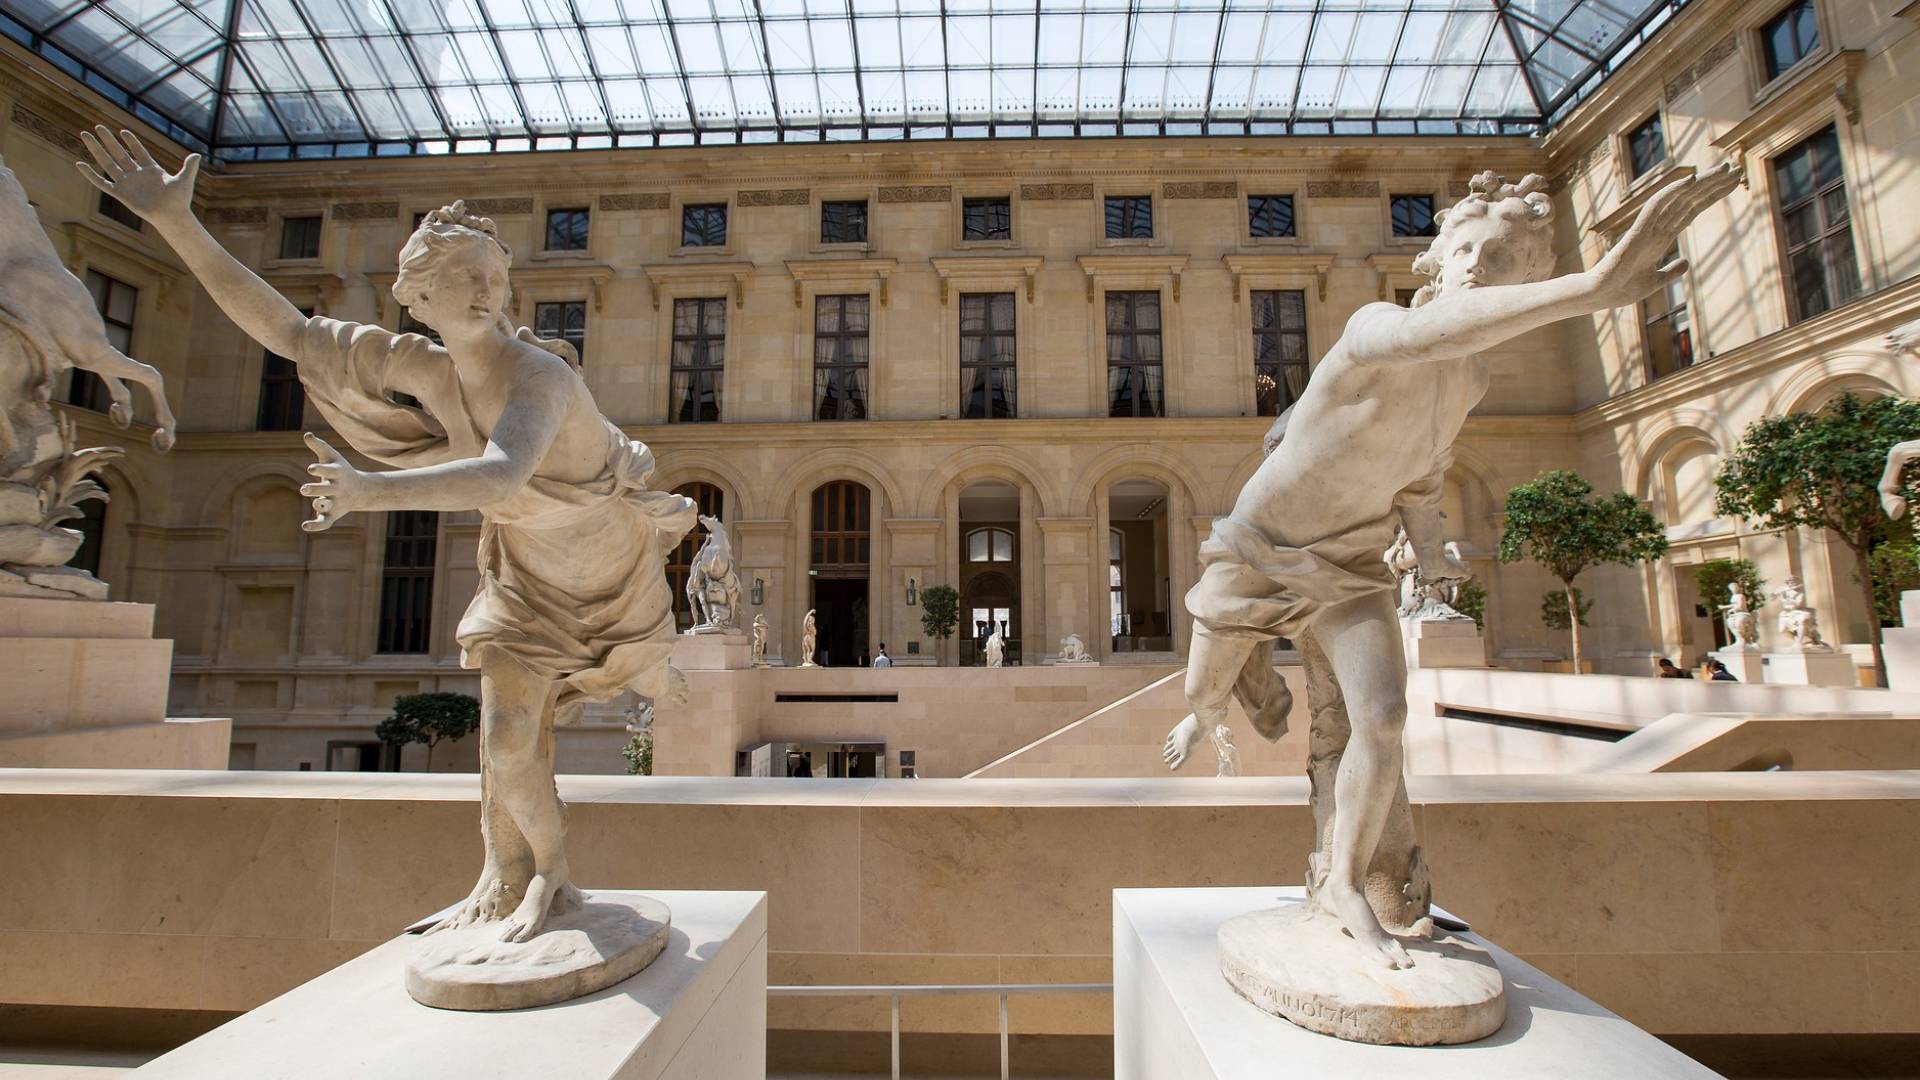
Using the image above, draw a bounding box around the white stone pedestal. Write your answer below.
[1114,887,1714,1079]
[0,596,229,768]
[1762,649,1856,687]
[672,631,754,671]
[133,890,768,1079]
[1884,628,1920,692]
[1710,648,1766,685]
[1401,617,1487,669]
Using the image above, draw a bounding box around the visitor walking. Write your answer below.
[1709,660,1738,682]
[872,644,892,668]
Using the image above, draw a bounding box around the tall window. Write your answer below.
[1627,114,1665,179]
[1391,195,1436,238]
[811,481,871,569]
[67,479,107,577]
[682,204,727,247]
[1774,125,1860,323]
[967,527,1014,562]
[959,292,1016,420]
[821,200,868,244]
[1643,248,1693,380]
[963,197,1010,240]
[1105,291,1163,418]
[1251,289,1309,417]
[71,270,135,412]
[279,215,321,259]
[813,294,869,421]
[1395,288,1420,307]
[1109,529,1125,637]
[257,350,305,430]
[98,191,141,231]
[534,300,587,364]
[666,482,723,631]
[545,208,590,251]
[1105,195,1152,239]
[671,297,725,423]
[377,510,437,654]
[1248,195,1295,239]
[1762,1,1819,81]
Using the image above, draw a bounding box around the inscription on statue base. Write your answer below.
[1217,901,1504,1046]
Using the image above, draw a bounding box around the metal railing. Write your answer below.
[767,981,1112,1080]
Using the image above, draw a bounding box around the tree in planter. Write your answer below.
[1694,559,1765,648]
[1498,470,1669,672]
[375,691,480,772]
[1714,393,1920,687]
[919,584,960,664]
[1865,537,1920,629]
[1540,587,1592,635]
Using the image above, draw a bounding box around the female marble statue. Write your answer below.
[984,624,1005,668]
[798,608,818,667]
[76,128,695,953]
[1722,581,1759,651]
[1776,575,1827,650]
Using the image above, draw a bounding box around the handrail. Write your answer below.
[767,982,1113,1080]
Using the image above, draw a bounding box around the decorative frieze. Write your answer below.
[1019,183,1093,201]
[1664,34,1739,101]
[738,188,810,207]
[1305,180,1380,198]
[598,192,670,211]
[463,197,533,216]
[329,202,398,221]
[878,185,951,203]
[9,105,83,155]
[204,206,270,226]
[1162,182,1236,200]
[1446,181,1471,198]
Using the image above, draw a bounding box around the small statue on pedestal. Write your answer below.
[1776,576,1830,651]
[1385,526,1474,621]
[684,514,741,634]
[1722,581,1760,651]
[1056,632,1094,664]
[750,614,768,666]
[984,625,1005,667]
[798,608,819,667]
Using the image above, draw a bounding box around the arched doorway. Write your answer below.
[810,480,870,666]
[1107,478,1172,654]
[66,480,108,579]
[666,482,724,632]
[959,480,1021,665]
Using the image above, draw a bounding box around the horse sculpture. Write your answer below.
[684,513,741,633]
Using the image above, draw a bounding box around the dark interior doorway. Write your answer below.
[813,578,868,667]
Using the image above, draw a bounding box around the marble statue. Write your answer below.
[751,614,768,666]
[1,149,176,600]
[798,608,818,667]
[1056,632,1094,664]
[1722,581,1760,651]
[684,513,741,633]
[984,625,1005,668]
[1384,526,1473,621]
[75,127,695,1010]
[1775,575,1829,650]
[1877,319,1920,521]
[1210,721,1241,778]
[1163,164,1740,1045]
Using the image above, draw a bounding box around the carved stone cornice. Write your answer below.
[58,220,184,301]
[640,261,754,310]
[1305,180,1380,199]
[1019,183,1093,201]
[928,254,1044,304]
[739,188,809,207]
[1162,181,1235,200]
[328,201,398,221]
[259,268,349,315]
[878,185,950,204]
[598,192,669,211]
[506,262,617,312]
[784,257,898,307]
[1710,50,1864,184]
[1587,164,1696,239]
[1221,251,1333,302]
[1076,253,1189,302]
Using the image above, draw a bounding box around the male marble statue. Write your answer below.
[1164,165,1739,1043]
[751,613,769,666]
[1,150,175,599]
[1723,581,1760,651]
[76,127,694,1009]
[1776,575,1828,650]
[1057,632,1093,664]
[798,608,819,667]
[684,513,741,633]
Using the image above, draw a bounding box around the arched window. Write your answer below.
[966,527,1014,563]
[667,482,725,631]
[66,481,108,578]
[1109,528,1125,636]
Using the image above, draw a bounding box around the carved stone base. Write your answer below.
[1218,902,1505,1046]
[406,892,671,1011]
[0,563,109,600]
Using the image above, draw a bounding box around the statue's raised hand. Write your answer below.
[1591,160,1742,309]
[299,433,369,532]
[75,126,199,229]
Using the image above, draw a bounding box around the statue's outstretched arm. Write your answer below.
[75,127,308,359]
[1344,163,1740,368]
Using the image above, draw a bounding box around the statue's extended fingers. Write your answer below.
[94,125,136,172]
[73,161,113,194]
[77,130,124,179]
[119,130,158,168]
[299,480,330,497]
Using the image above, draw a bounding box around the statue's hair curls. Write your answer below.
[1407,172,1555,307]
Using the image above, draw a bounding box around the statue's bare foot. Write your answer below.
[1321,879,1414,970]
[1163,713,1205,770]
[427,869,515,934]
[499,868,568,943]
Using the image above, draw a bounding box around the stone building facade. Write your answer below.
[0,0,1916,771]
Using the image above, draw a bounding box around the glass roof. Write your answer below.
[0,0,1688,161]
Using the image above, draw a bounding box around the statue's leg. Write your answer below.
[1166,625,1253,770]
[478,649,575,943]
[1310,589,1415,969]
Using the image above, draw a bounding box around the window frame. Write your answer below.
[256,306,313,432]
[375,509,439,655]
[1103,194,1155,241]
[1388,193,1438,240]
[812,292,872,421]
[1770,123,1862,324]
[961,196,1013,244]
[820,199,870,246]
[681,203,729,248]
[533,298,588,365]
[543,206,592,253]
[1760,0,1821,84]
[1245,192,1299,243]
[958,291,1017,420]
[1626,112,1667,182]
[1639,246,1695,382]
[276,213,323,262]
[669,296,727,423]
[1103,289,1165,419]
[70,269,137,413]
[1250,288,1310,418]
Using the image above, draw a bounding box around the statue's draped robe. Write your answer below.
[296,318,695,705]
